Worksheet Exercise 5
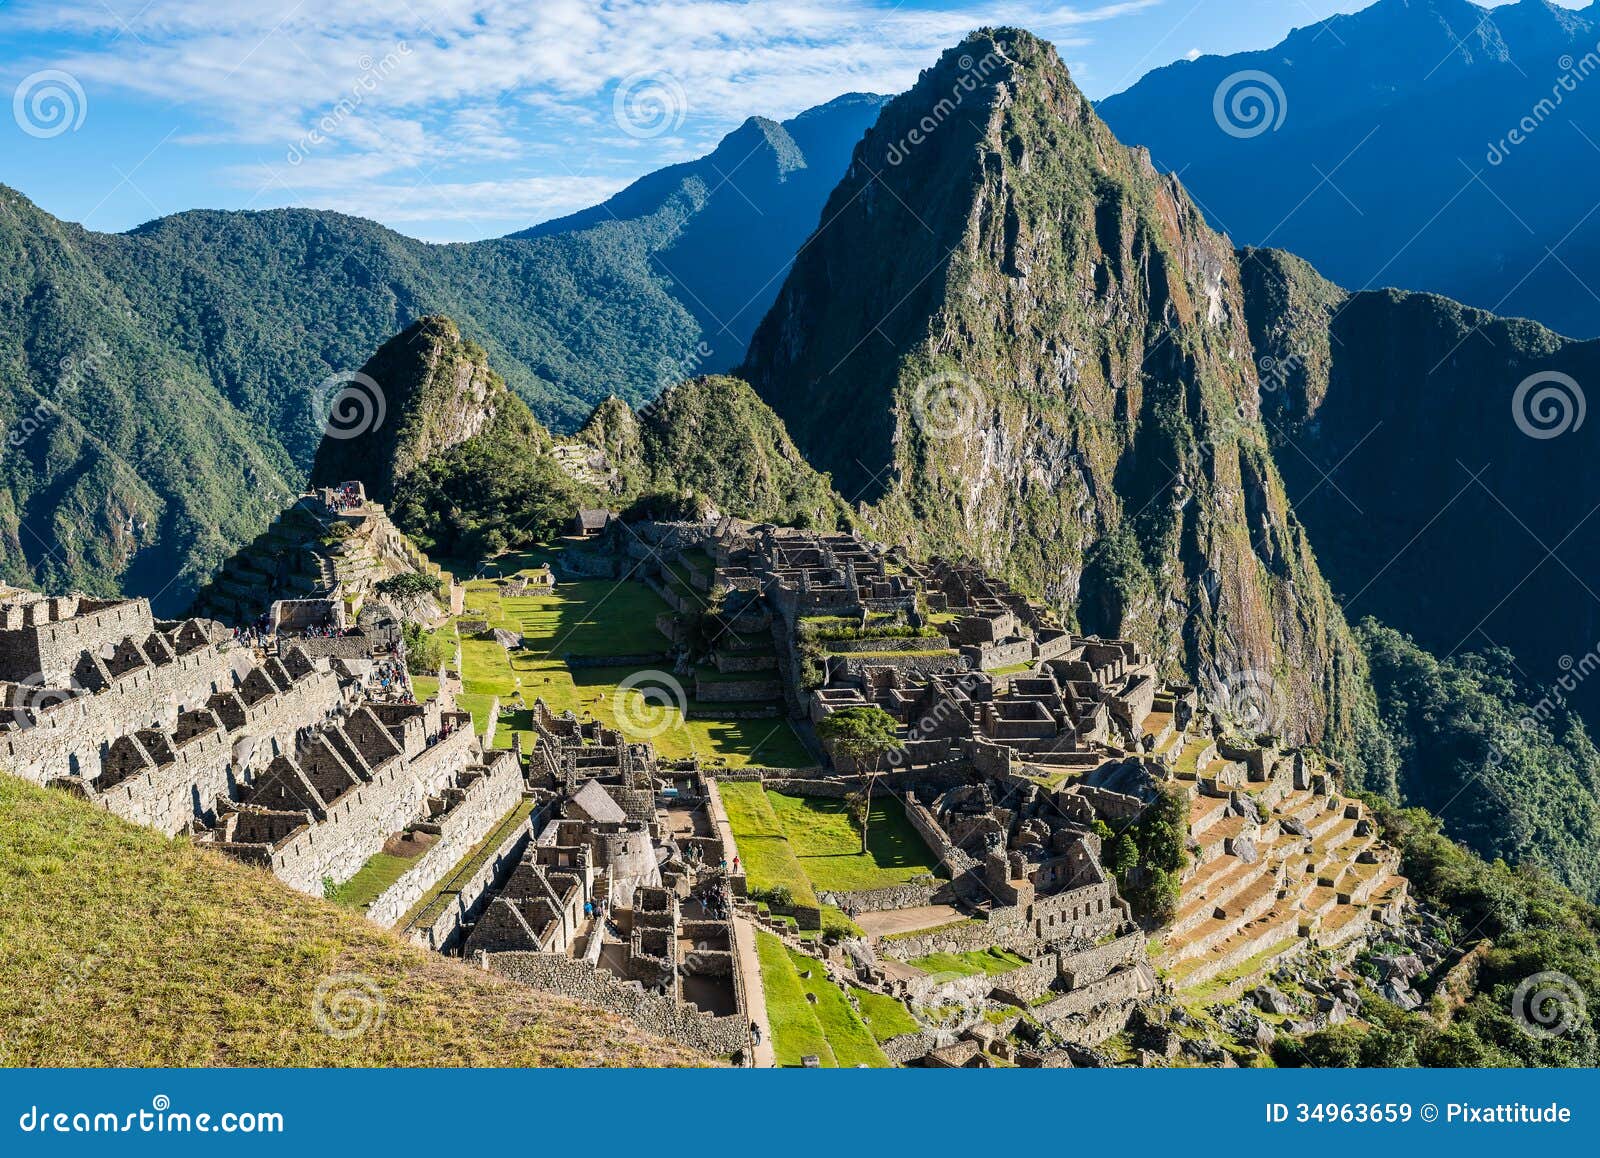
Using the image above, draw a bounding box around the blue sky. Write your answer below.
[0,0,1586,240]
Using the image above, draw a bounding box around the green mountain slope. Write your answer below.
[1238,246,1600,732]
[0,189,296,607]
[310,315,551,505]
[1356,618,1600,900]
[740,29,1373,758]
[574,376,847,529]
[0,94,882,612]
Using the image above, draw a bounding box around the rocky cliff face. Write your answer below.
[311,316,544,503]
[1240,244,1600,729]
[742,29,1371,754]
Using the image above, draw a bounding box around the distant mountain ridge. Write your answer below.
[0,93,885,610]
[519,94,890,369]
[1099,0,1600,339]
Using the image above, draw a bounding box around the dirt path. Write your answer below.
[854,904,965,939]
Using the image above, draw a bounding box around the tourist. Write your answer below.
[750,1021,762,1046]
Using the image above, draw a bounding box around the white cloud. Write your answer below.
[8,0,1162,232]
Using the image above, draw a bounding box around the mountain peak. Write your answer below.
[742,28,1365,753]
[309,315,537,504]
[709,115,806,177]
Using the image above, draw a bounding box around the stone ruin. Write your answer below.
[460,703,751,1058]
[0,583,527,923]
[583,519,1415,1065]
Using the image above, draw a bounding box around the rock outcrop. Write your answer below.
[311,316,541,504]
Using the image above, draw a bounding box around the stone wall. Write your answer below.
[817,880,943,913]
[366,756,526,928]
[567,653,673,669]
[828,652,962,683]
[0,597,153,685]
[881,1028,940,1064]
[484,951,747,1057]
[991,956,1059,1004]
[263,725,479,894]
[881,917,1029,960]
[963,639,1033,672]
[405,802,545,951]
[1058,931,1146,988]
[1033,963,1149,1023]
[711,651,778,674]
[905,797,978,875]
[12,660,343,836]
[3,642,238,785]
[692,674,781,702]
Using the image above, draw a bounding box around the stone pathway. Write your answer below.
[730,914,775,1068]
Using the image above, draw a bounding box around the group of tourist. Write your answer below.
[295,619,352,638]
[370,658,413,703]
[693,882,731,922]
[324,483,363,514]
[231,621,272,648]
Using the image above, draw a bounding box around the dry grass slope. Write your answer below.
[0,774,699,1068]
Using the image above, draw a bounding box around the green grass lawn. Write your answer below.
[990,661,1035,677]
[453,692,499,738]
[721,785,941,899]
[446,570,810,768]
[851,987,921,1042]
[411,675,439,701]
[719,782,819,906]
[755,931,889,1067]
[766,791,939,893]
[907,947,1030,978]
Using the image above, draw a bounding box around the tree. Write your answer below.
[816,706,903,854]
[1105,832,1139,876]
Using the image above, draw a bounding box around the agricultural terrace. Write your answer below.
[755,931,890,1067]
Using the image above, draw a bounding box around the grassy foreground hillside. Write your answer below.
[0,775,697,1067]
